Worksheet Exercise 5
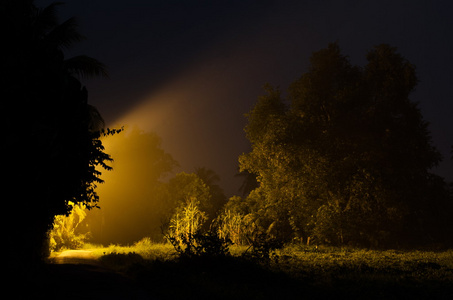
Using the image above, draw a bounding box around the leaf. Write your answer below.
[64,55,109,79]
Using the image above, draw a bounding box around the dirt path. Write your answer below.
[41,250,155,300]
[51,249,98,264]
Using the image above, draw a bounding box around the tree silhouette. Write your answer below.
[195,167,227,217]
[235,169,259,197]
[2,0,118,269]
[240,43,452,247]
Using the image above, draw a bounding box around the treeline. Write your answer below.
[226,43,453,248]
[7,0,453,268]
[76,128,227,245]
[79,43,453,251]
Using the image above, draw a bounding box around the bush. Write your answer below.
[165,199,207,249]
[216,210,256,245]
[48,201,90,251]
[166,228,232,259]
[243,230,283,262]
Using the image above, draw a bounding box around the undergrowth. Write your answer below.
[59,239,453,299]
[87,238,177,261]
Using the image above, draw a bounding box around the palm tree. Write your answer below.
[3,1,107,130]
[31,2,108,77]
[195,167,221,187]
[34,2,108,131]
[2,0,116,267]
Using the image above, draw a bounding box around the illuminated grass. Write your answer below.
[60,239,453,275]
[87,241,453,275]
[81,239,249,261]
[135,245,453,299]
[272,245,453,286]
[88,241,452,297]
[84,238,177,260]
[53,240,452,299]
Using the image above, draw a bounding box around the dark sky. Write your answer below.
[37,0,453,197]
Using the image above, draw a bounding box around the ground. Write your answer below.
[32,250,154,300]
[31,244,453,299]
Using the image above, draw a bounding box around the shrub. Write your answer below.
[166,228,232,259]
[243,230,283,262]
[216,210,256,245]
[164,195,233,258]
[166,198,208,249]
[48,201,90,251]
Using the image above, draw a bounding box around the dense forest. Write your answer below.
[57,44,453,252]
[236,43,453,248]
[162,43,452,250]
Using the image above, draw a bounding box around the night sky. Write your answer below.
[37,0,452,197]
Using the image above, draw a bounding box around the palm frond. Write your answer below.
[33,2,64,37]
[44,17,85,49]
[64,55,109,79]
[87,104,105,132]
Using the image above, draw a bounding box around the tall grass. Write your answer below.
[63,238,453,299]
[85,238,176,261]
[104,242,453,299]
[271,244,453,287]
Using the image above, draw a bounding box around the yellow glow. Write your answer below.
[49,201,88,252]
[82,127,178,244]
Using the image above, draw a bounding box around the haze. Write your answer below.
[35,0,453,198]
[33,0,453,245]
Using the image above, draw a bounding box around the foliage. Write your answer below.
[194,228,233,258]
[215,207,284,261]
[163,196,233,258]
[90,243,453,300]
[243,230,283,262]
[168,229,233,259]
[195,167,227,218]
[166,199,208,250]
[166,226,233,259]
[48,201,90,251]
[163,172,212,218]
[239,43,452,248]
[235,169,260,197]
[272,245,453,287]
[216,209,256,245]
[87,239,176,261]
[2,0,120,265]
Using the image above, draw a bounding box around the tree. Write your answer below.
[217,209,255,246]
[161,172,211,247]
[235,169,259,197]
[165,172,212,217]
[195,167,227,217]
[240,43,450,247]
[166,199,208,250]
[2,0,117,267]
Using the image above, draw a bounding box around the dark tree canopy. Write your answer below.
[1,0,118,267]
[195,167,227,217]
[239,43,452,248]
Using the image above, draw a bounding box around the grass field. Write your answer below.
[64,239,453,299]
